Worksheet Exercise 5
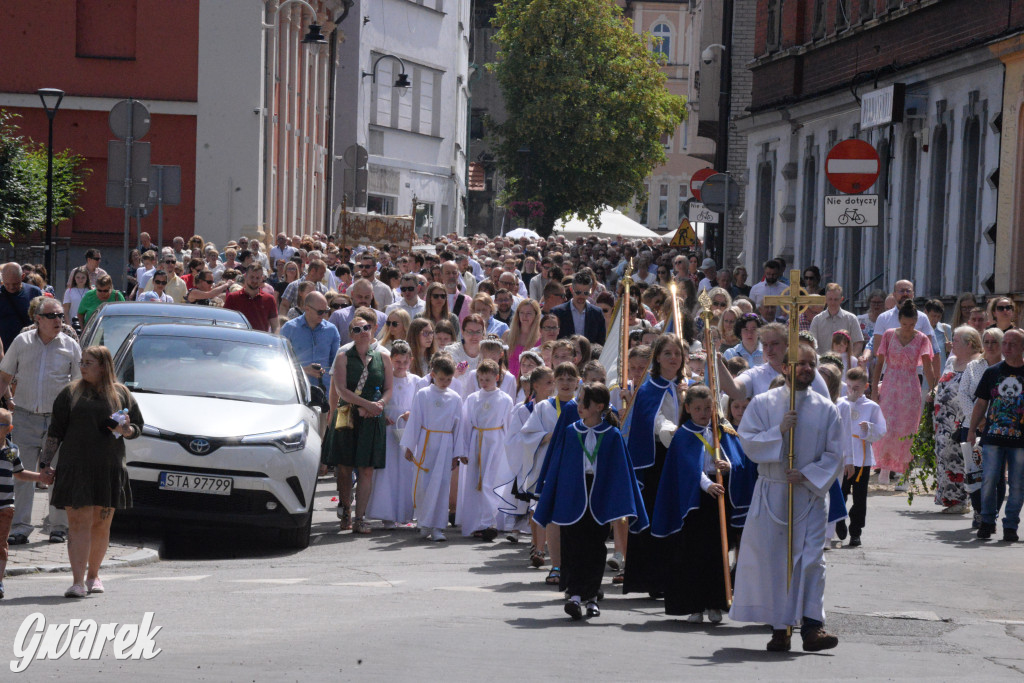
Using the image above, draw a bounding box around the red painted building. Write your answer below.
[0,0,200,248]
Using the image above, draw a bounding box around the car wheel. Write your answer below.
[280,503,313,550]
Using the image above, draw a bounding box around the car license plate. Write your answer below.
[159,472,233,495]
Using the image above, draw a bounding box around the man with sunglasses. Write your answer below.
[141,255,188,303]
[279,259,328,318]
[65,249,108,290]
[76,275,125,328]
[281,291,340,394]
[358,254,395,310]
[0,297,81,545]
[551,272,606,344]
[385,274,425,318]
[224,264,279,333]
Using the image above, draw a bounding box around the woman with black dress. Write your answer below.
[40,346,144,599]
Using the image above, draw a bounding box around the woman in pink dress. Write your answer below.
[503,298,542,378]
[872,300,937,485]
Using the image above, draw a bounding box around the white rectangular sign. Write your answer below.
[688,201,719,223]
[824,194,879,227]
[861,83,905,129]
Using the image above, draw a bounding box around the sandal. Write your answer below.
[353,519,372,534]
[545,567,561,585]
[339,510,353,531]
[530,548,546,568]
[612,571,625,585]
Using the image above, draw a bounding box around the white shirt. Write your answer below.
[836,395,886,467]
[748,280,788,307]
[0,330,82,414]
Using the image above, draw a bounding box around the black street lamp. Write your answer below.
[362,54,412,91]
[37,88,64,281]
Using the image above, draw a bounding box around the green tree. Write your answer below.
[490,0,686,235]
[0,109,89,241]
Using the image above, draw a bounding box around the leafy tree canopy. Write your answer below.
[490,0,686,235]
[0,109,89,241]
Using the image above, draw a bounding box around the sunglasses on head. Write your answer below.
[350,324,373,334]
[39,311,65,320]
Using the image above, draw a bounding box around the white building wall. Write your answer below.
[739,46,1002,303]
[194,0,266,248]
[357,0,469,236]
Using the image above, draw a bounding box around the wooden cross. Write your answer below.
[763,269,827,364]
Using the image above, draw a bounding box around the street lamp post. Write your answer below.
[37,88,64,282]
[361,54,412,90]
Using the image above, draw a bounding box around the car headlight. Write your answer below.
[140,424,162,437]
[240,421,308,453]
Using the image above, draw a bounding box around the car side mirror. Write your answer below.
[308,384,326,409]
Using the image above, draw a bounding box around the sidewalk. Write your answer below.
[4,487,159,577]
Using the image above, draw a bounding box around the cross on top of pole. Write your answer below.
[763,268,826,363]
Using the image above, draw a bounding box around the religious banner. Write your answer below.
[336,210,415,251]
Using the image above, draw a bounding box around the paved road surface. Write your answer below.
[1,484,1021,680]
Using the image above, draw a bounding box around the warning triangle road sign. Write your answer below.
[669,218,697,247]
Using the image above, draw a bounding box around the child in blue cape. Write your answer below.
[651,384,743,624]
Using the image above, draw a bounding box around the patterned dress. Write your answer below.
[873,329,934,473]
[932,368,967,506]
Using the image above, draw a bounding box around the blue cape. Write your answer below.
[725,433,757,528]
[828,479,847,523]
[623,376,676,470]
[532,397,579,497]
[533,420,649,531]
[651,421,745,537]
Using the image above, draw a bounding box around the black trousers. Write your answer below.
[841,466,871,537]
[664,490,731,616]
[622,443,668,595]
[561,508,609,601]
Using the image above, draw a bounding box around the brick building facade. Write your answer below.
[736,0,1024,302]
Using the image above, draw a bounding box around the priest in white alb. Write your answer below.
[731,343,844,652]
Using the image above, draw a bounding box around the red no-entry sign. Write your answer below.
[825,139,880,194]
[690,168,717,202]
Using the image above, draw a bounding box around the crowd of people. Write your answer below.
[0,226,1020,650]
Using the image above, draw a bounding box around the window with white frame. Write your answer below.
[371,55,443,137]
[652,23,671,61]
[658,184,669,229]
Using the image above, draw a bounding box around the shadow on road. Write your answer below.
[687,647,817,664]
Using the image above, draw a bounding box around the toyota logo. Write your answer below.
[188,438,212,455]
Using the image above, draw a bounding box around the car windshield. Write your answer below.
[118,335,299,404]
[91,316,239,354]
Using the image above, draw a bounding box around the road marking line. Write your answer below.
[331,580,403,587]
[24,574,130,581]
[230,578,309,585]
[130,575,210,581]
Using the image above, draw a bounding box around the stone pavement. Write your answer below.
[3,487,159,577]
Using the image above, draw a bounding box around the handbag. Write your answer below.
[334,355,371,430]
[963,439,984,494]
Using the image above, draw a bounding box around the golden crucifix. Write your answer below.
[762,269,826,602]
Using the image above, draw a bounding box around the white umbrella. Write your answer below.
[505,227,542,240]
[553,207,663,240]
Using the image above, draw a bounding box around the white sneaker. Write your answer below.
[894,483,908,492]
[706,609,723,624]
[430,529,447,542]
[942,503,968,515]
[607,551,624,571]
[687,612,703,623]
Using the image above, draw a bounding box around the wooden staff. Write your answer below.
[763,269,825,634]
[698,289,732,607]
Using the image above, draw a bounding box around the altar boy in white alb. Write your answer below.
[401,354,464,542]
[732,344,845,653]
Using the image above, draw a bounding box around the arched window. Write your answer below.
[652,23,671,60]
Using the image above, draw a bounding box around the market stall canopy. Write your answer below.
[553,207,663,240]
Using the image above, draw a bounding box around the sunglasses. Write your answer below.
[96,288,112,294]
[350,324,373,334]
[359,264,375,269]
[712,301,727,308]
[386,320,403,327]
[400,286,416,293]
[154,280,168,285]
[203,278,215,284]
[39,311,65,320]
[541,325,559,332]
[431,293,447,300]
[330,302,345,310]
[996,304,1014,312]
[309,308,329,316]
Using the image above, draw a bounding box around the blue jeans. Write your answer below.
[980,445,1024,530]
